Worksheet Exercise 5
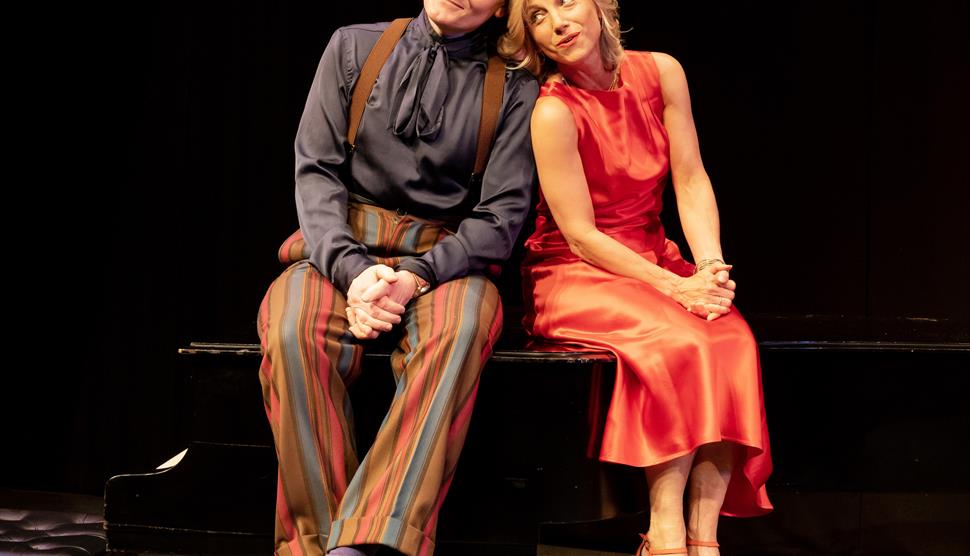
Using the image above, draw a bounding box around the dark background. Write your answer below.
[6,1,968,497]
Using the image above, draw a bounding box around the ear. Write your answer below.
[494,1,507,18]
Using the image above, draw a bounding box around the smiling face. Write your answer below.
[424,0,507,37]
[524,0,603,69]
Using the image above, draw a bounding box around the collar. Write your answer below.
[412,9,488,60]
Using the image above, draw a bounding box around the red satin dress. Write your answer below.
[522,51,772,517]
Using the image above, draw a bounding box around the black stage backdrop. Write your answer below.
[6,1,968,495]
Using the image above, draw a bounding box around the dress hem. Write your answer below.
[598,435,764,469]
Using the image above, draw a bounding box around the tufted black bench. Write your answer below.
[0,491,106,556]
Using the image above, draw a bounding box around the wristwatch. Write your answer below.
[408,271,431,298]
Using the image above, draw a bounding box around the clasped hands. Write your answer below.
[345,264,419,340]
[672,261,737,321]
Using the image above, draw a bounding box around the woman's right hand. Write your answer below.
[671,262,737,321]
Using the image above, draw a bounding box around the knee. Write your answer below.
[663,326,707,355]
[259,263,336,360]
[471,275,502,321]
[723,320,759,355]
[441,275,503,347]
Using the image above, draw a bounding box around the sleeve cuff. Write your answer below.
[396,258,436,289]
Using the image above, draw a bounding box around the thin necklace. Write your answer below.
[561,69,619,91]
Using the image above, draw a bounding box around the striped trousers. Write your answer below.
[257,203,503,556]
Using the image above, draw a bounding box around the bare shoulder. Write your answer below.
[650,52,686,80]
[649,51,690,104]
[531,95,573,130]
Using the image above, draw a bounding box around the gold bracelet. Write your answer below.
[695,258,724,273]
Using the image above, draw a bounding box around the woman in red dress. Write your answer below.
[499,1,773,554]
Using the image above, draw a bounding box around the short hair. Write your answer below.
[498,0,624,80]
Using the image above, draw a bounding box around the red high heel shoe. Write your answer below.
[687,539,720,551]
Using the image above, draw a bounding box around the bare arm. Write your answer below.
[654,52,723,264]
[655,52,739,319]
[531,96,686,297]
[532,96,733,320]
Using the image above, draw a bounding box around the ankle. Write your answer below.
[685,526,718,544]
[686,538,720,556]
[645,522,686,548]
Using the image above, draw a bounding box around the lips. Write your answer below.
[557,32,579,48]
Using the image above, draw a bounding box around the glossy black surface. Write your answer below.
[104,442,275,551]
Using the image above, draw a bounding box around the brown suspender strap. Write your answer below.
[347,18,507,179]
[347,17,411,150]
[473,55,507,178]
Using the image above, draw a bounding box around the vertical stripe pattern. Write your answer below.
[258,202,501,556]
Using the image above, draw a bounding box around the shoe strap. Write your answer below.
[686,539,720,548]
[639,534,688,555]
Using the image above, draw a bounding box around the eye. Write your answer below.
[561,0,575,6]
[528,9,546,25]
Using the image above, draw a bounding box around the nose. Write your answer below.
[549,9,568,34]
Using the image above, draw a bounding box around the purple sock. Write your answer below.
[328,546,378,556]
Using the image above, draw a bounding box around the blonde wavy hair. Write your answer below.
[498,0,624,79]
